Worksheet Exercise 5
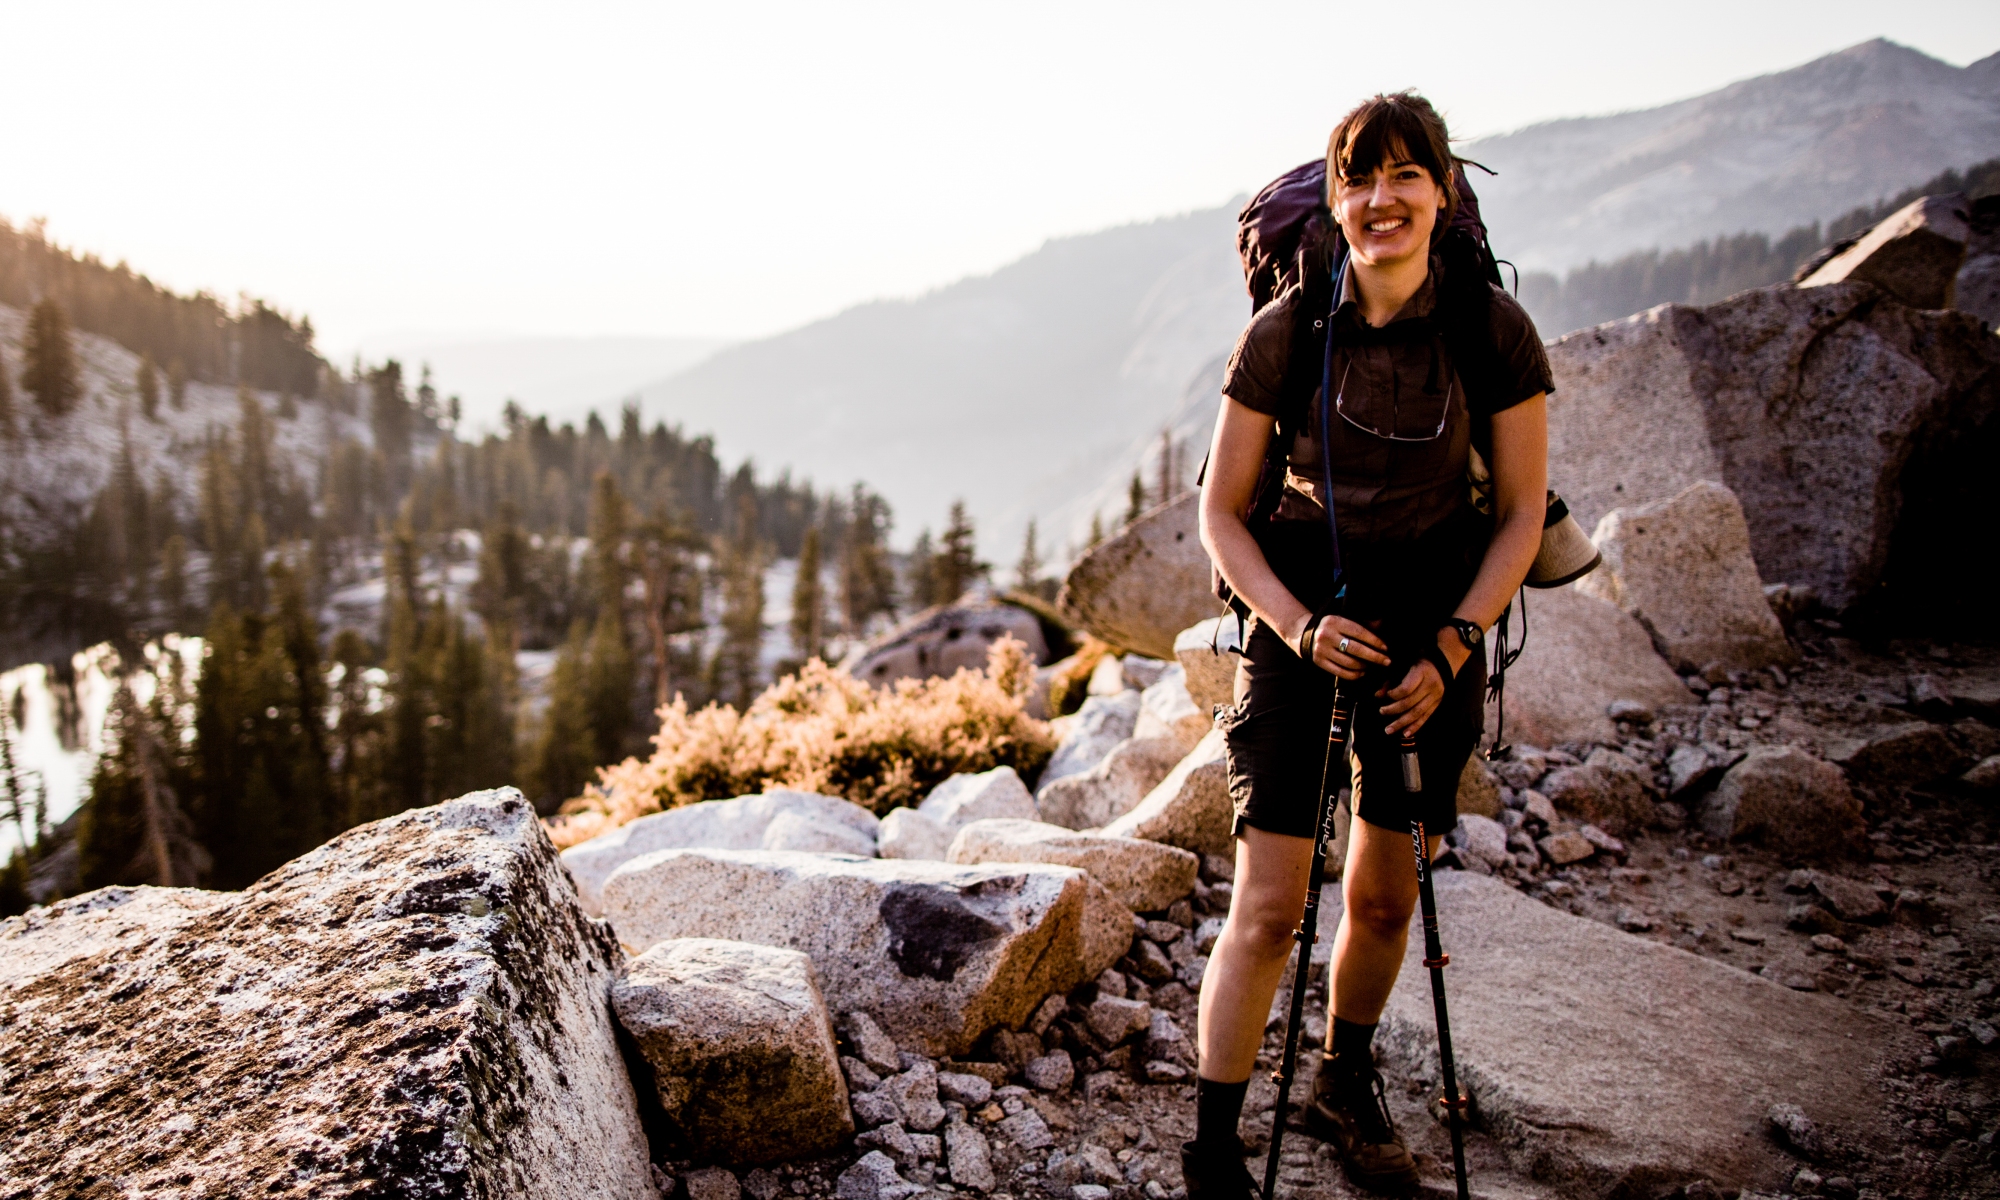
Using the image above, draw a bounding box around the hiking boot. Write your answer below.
[1300,1056,1421,1195]
[1180,1138,1257,1200]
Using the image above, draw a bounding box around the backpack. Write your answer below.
[1213,157,1532,748]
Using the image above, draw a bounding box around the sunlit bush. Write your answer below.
[547,637,1053,848]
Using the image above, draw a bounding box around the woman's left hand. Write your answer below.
[1377,662,1446,736]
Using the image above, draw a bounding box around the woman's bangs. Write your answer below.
[1337,103,1441,184]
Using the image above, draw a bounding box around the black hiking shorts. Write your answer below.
[1221,616,1485,842]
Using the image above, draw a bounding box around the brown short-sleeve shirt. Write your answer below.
[1220,256,1551,544]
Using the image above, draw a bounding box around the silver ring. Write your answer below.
[1338,637,1350,654]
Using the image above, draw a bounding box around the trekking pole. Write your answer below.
[1262,680,1355,1200]
[1400,734,1471,1200]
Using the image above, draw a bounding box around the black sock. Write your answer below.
[1327,1017,1377,1070]
[1193,1076,1249,1151]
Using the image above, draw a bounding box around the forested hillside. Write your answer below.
[0,223,918,911]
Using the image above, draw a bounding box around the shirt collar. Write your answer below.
[1333,252,1442,326]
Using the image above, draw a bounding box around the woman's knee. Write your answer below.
[1222,902,1303,960]
[1342,884,1415,937]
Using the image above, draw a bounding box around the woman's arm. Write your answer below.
[1380,392,1549,733]
[1199,396,1391,679]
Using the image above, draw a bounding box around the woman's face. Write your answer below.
[1331,148,1446,269]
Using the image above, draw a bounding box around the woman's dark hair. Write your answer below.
[1326,91,1458,235]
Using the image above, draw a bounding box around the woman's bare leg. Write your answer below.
[1196,825,1316,1082]
[1327,817,1440,1026]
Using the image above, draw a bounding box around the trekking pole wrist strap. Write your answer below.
[1297,612,1328,662]
[1422,643,1457,685]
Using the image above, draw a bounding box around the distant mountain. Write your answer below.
[353,334,729,434]
[1463,39,2000,273]
[634,207,1249,560]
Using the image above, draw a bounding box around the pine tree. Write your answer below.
[0,849,27,918]
[0,343,18,438]
[584,471,636,758]
[1125,472,1146,525]
[790,525,825,665]
[838,485,896,637]
[1154,429,1182,505]
[160,533,190,626]
[1014,519,1045,595]
[526,620,597,813]
[77,679,209,890]
[1088,512,1105,549]
[711,494,766,707]
[936,500,985,605]
[378,524,430,815]
[907,529,938,611]
[168,359,187,411]
[636,506,705,708]
[22,298,82,418]
[137,354,161,420]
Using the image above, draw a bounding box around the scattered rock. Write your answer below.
[602,850,1117,1056]
[0,790,655,1199]
[844,598,1050,687]
[997,1106,1054,1150]
[1766,1102,1825,1158]
[1134,666,1212,750]
[1798,872,1888,924]
[686,1166,745,1200]
[612,937,852,1164]
[836,1150,926,1200]
[1539,830,1596,865]
[1541,749,1654,836]
[1100,729,1233,858]
[1798,193,1971,310]
[855,1122,921,1169]
[841,1011,903,1075]
[1036,736,1187,830]
[1576,480,1796,672]
[1023,1050,1076,1092]
[1174,618,1242,714]
[1040,691,1142,791]
[945,1118,997,1192]
[946,818,1197,912]
[1831,723,1970,791]
[883,1062,946,1132]
[1701,746,1863,859]
[1084,995,1153,1045]
[1667,743,1723,797]
[937,1071,994,1106]
[1957,194,2000,327]
[561,789,881,914]
[876,807,953,861]
[1454,813,1512,870]
[922,766,1040,832]
[851,1090,903,1130]
[1058,492,1212,661]
[1483,585,1694,747]
[1456,755,1503,818]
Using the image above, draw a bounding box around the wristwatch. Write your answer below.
[1443,618,1483,651]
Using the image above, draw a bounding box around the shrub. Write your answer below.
[547,636,1054,848]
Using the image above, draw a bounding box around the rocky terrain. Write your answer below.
[5,179,2000,1200]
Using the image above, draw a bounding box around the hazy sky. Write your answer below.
[2,1,1995,358]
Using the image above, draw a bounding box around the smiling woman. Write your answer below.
[1187,92,1552,1198]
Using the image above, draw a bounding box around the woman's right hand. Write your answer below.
[1291,613,1391,680]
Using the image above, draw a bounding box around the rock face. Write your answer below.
[0,790,654,1199]
[1370,871,1921,1197]
[1702,745,1865,858]
[842,597,1049,687]
[946,818,1199,912]
[1058,493,1213,661]
[1174,617,1242,714]
[613,938,851,1164]
[1576,480,1796,672]
[562,790,881,916]
[1544,281,2000,618]
[1799,193,1970,310]
[1542,748,1656,836]
[1455,755,1502,818]
[600,849,1118,1056]
[1038,691,1141,791]
[1133,667,1211,750]
[1487,585,1694,748]
[1035,735,1185,831]
[1100,728,1234,858]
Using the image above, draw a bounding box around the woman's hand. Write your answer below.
[1378,633,1471,735]
[1294,614,1391,680]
